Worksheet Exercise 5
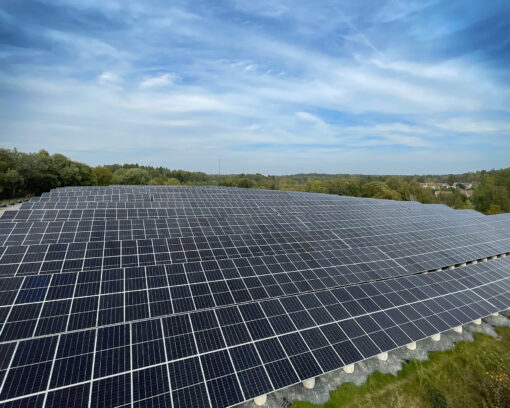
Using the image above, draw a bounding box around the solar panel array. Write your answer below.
[0,186,509,408]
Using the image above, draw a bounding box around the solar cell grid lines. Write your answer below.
[0,186,509,408]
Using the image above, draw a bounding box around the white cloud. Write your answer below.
[122,92,232,113]
[98,72,123,87]
[139,73,177,89]
[430,118,510,134]
[243,124,262,131]
[295,111,324,124]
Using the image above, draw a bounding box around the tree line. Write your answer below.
[1,148,509,214]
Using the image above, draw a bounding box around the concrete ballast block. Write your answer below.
[453,326,463,333]
[343,364,355,374]
[406,342,417,350]
[302,378,315,389]
[431,333,441,342]
[254,395,267,406]
[473,318,482,325]
[377,352,388,361]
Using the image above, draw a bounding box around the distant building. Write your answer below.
[460,189,473,198]
[420,182,447,190]
[453,182,473,189]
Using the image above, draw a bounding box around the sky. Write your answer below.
[1,0,510,175]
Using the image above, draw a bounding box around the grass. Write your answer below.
[293,327,510,408]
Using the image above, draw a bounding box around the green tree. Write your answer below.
[306,180,328,193]
[361,182,400,200]
[114,168,151,185]
[1,169,24,198]
[164,178,180,185]
[488,204,501,214]
[474,174,510,213]
[148,177,164,185]
[19,150,60,194]
[59,166,81,186]
[93,166,113,186]
[0,148,18,173]
[438,191,467,209]
[60,162,96,187]
[386,177,410,200]
[327,178,361,196]
[408,181,435,203]
[237,178,253,188]
[218,177,236,187]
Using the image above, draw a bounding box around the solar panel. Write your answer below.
[0,186,509,408]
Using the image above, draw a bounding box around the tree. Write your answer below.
[327,178,361,196]
[306,180,328,193]
[57,162,96,187]
[237,178,253,188]
[59,166,81,186]
[93,166,113,186]
[361,182,400,200]
[0,148,17,173]
[164,178,180,185]
[438,191,467,209]
[408,181,435,203]
[1,169,24,198]
[488,204,501,214]
[114,168,151,185]
[473,174,510,213]
[18,150,60,194]
[386,177,410,200]
[218,177,236,187]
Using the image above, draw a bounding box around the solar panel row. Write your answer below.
[0,186,509,408]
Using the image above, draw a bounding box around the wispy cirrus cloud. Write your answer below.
[0,0,509,174]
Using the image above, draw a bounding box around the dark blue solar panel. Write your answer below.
[0,185,509,408]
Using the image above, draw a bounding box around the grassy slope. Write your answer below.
[293,327,510,408]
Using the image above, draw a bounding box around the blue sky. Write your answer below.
[1,0,510,174]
